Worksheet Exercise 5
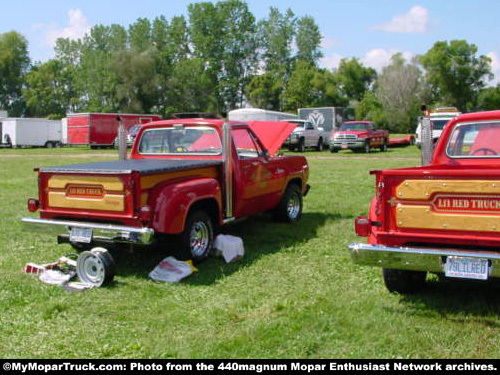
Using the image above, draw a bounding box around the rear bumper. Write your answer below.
[22,217,154,245]
[348,243,500,278]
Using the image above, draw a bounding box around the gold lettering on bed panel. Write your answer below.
[396,204,500,232]
[47,175,125,211]
[396,180,500,200]
[48,176,124,191]
[140,168,218,190]
[48,192,125,211]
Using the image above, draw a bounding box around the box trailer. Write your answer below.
[229,108,297,122]
[298,107,355,133]
[0,118,61,148]
[66,113,162,148]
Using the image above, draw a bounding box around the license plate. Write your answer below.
[69,227,92,243]
[341,144,348,149]
[445,256,489,280]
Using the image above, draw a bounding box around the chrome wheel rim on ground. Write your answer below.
[189,221,211,258]
[76,247,115,287]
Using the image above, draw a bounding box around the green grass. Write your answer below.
[1,145,500,359]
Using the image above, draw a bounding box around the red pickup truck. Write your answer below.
[22,118,310,285]
[329,121,389,153]
[350,110,500,293]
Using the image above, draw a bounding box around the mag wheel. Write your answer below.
[274,184,303,223]
[181,210,214,263]
[382,268,426,294]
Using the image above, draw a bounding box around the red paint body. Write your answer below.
[36,119,309,235]
[359,110,500,250]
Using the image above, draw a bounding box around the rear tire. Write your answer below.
[380,140,388,152]
[274,184,303,223]
[180,210,214,263]
[316,138,324,151]
[382,268,426,294]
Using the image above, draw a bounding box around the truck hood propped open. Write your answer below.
[247,121,296,156]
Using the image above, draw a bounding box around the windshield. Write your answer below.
[340,123,368,131]
[447,122,500,158]
[138,126,222,155]
[431,119,450,130]
[128,125,141,136]
[287,120,305,128]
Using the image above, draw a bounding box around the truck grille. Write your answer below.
[335,134,357,140]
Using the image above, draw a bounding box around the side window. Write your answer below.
[232,128,261,159]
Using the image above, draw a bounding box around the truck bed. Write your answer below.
[39,159,222,175]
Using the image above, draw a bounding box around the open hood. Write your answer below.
[247,121,297,156]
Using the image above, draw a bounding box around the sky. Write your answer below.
[2,0,500,83]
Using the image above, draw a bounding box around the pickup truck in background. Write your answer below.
[329,121,389,153]
[283,119,328,152]
[415,107,460,148]
[350,110,500,293]
[22,118,310,285]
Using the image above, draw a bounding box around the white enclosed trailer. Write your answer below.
[228,108,297,122]
[0,118,62,147]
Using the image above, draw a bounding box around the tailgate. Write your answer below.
[379,167,500,243]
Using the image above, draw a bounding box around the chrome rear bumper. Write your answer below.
[349,243,500,278]
[22,217,154,245]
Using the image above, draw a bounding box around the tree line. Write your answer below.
[0,0,498,133]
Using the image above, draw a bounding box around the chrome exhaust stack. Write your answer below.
[420,105,433,165]
[222,116,234,223]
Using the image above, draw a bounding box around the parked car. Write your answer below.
[350,110,500,293]
[415,107,460,148]
[22,118,310,286]
[329,121,389,153]
[283,119,328,152]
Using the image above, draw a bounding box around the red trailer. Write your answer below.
[66,113,162,148]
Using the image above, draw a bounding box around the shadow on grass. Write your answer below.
[396,278,500,322]
[108,211,343,285]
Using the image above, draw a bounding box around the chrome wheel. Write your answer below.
[287,191,301,220]
[76,247,115,287]
[190,221,211,259]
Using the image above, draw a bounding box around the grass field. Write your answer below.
[1,145,500,359]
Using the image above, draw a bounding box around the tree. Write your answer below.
[376,53,423,133]
[478,85,500,111]
[0,31,30,116]
[421,40,492,112]
[356,91,388,129]
[23,59,75,117]
[295,16,323,66]
[245,73,282,110]
[336,58,376,102]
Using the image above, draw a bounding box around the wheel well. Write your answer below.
[187,198,220,228]
[287,178,302,191]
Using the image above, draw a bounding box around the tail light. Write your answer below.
[139,206,151,222]
[354,216,371,237]
[27,199,39,212]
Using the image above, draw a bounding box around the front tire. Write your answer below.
[274,184,303,223]
[180,210,214,263]
[382,268,426,294]
[364,141,371,153]
[297,138,305,152]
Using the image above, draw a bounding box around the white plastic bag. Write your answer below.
[214,234,244,263]
[149,256,197,283]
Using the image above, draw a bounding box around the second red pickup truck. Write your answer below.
[329,121,389,153]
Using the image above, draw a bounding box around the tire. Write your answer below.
[180,210,214,263]
[76,247,115,287]
[364,141,371,154]
[330,147,338,153]
[274,184,303,223]
[45,141,54,148]
[316,138,324,151]
[382,268,427,294]
[113,137,119,149]
[297,138,305,152]
[380,140,388,152]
